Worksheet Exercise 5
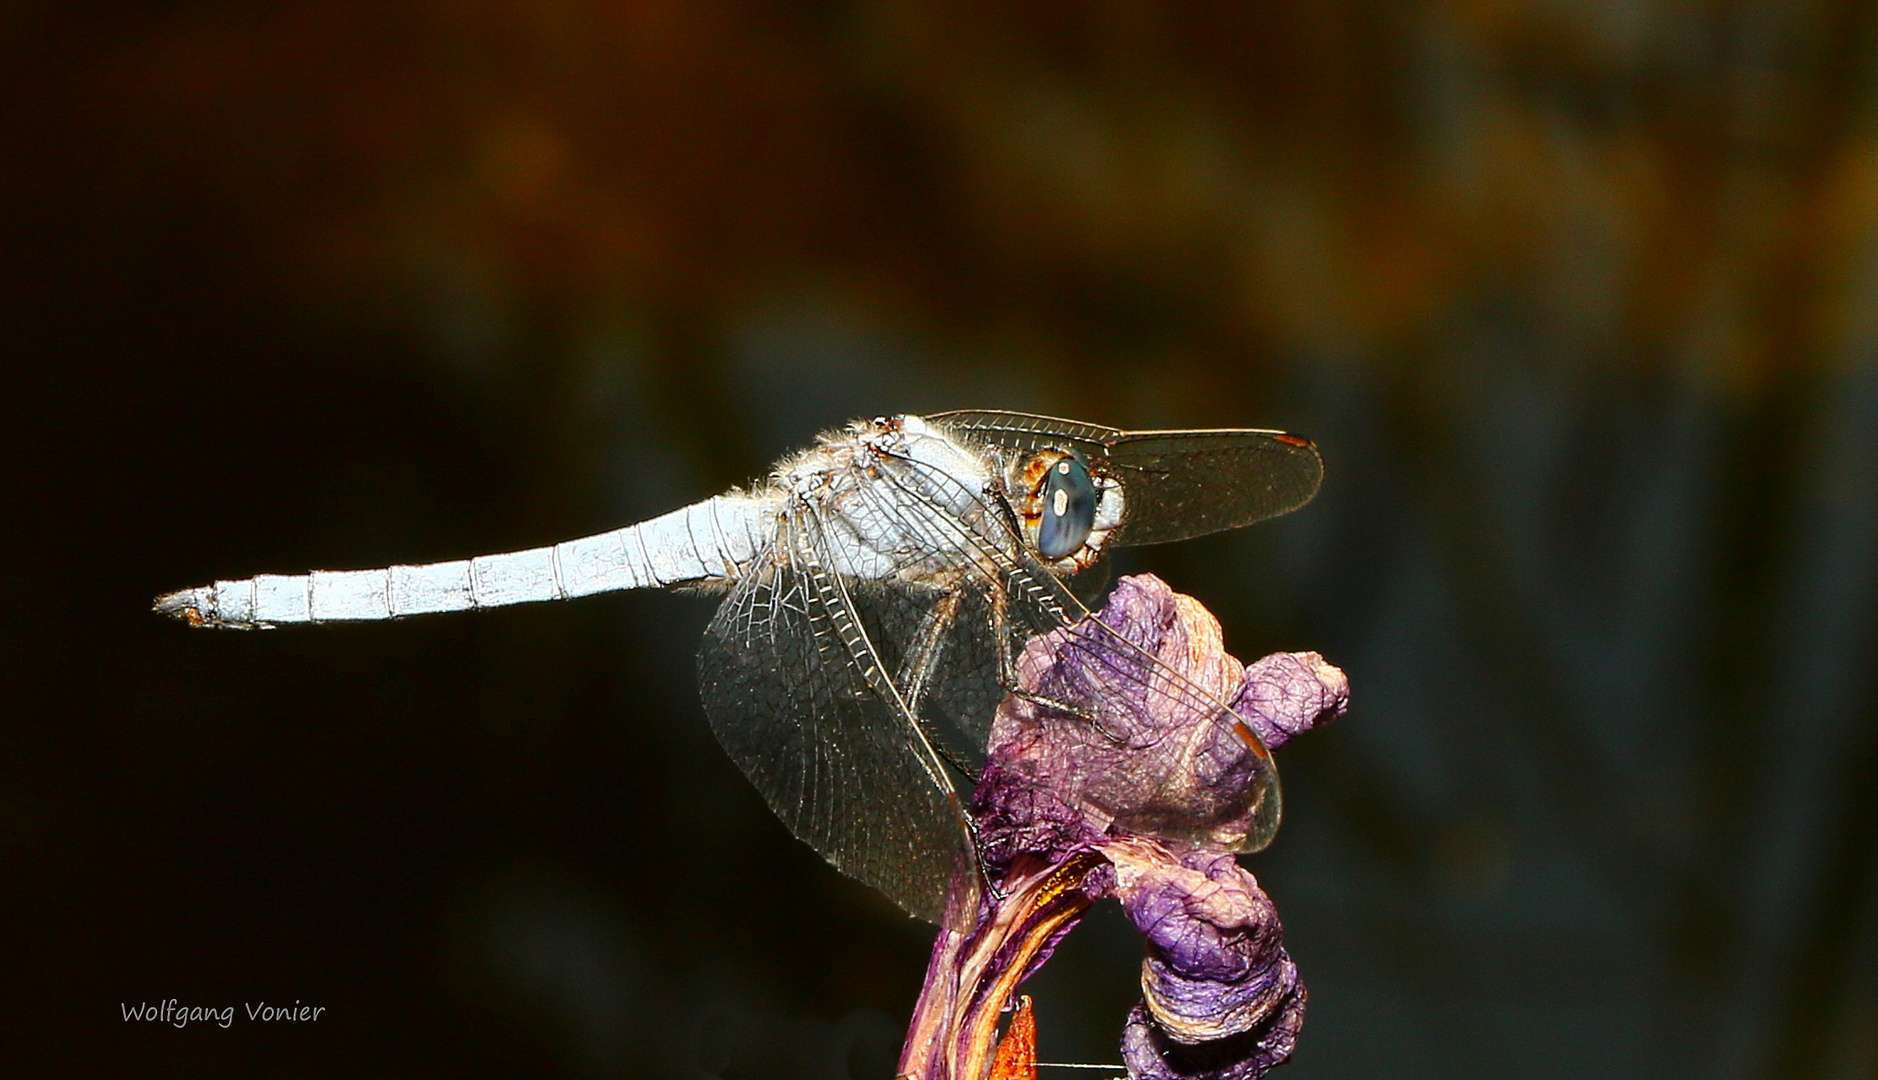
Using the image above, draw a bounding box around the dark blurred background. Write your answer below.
[5,2,1876,1077]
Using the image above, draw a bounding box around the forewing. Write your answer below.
[928,409,1121,458]
[1102,429,1322,547]
[954,518,1288,853]
[836,450,1083,743]
[697,511,975,925]
[1016,591,1284,853]
[927,410,1322,547]
[848,444,1284,850]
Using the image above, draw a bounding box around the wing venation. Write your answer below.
[698,511,974,925]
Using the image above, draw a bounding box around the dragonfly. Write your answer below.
[155,410,1322,925]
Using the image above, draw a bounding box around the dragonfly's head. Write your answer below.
[1016,447,1124,574]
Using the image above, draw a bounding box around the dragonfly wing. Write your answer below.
[928,409,1122,457]
[846,451,1284,852]
[848,576,1007,769]
[1007,587,1284,853]
[886,488,1287,855]
[697,509,976,926]
[1100,429,1323,546]
[927,410,1322,547]
[834,449,1084,747]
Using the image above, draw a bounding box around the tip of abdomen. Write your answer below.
[153,586,239,629]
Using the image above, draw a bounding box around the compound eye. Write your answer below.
[1037,453,1097,559]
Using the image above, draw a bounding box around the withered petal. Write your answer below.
[902,576,1342,1080]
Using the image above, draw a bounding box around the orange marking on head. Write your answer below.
[1018,452,1056,495]
[1275,433,1312,447]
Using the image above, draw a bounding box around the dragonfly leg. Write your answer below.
[892,583,988,784]
[896,584,963,716]
[962,811,1010,905]
[988,588,1129,746]
[932,742,982,785]
[1006,686,1129,746]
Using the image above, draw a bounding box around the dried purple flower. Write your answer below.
[897,575,1348,1080]
[1110,841,1307,1079]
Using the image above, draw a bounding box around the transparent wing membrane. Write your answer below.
[882,429,1286,846]
[928,410,1122,457]
[697,512,977,926]
[849,578,1004,773]
[1026,607,1283,854]
[1101,430,1322,547]
[931,409,1323,547]
[697,430,1283,921]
